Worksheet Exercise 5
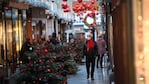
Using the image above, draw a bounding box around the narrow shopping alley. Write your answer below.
[1,0,149,84]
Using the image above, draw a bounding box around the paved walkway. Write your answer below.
[68,63,113,84]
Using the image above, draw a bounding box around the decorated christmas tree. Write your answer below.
[67,39,84,64]
[14,43,78,84]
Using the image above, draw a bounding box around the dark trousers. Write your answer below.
[97,54,104,68]
[86,55,95,78]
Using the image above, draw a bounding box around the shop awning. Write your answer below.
[17,0,51,11]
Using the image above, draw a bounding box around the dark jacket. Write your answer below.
[83,40,98,57]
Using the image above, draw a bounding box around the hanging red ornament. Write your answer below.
[73,7,76,12]
[80,17,83,20]
[91,12,96,18]
[77,0,82,3]
[81,5,85,11]
[87,13,92,17]
[91,0,95,4]
[77,13,80,16]
[61,3,68,9]
[87,4,91,10]
[82,2,87,7]
[63,0,67,1]
[63,7,71,12]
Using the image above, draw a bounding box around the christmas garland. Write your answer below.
[84,15,96,27]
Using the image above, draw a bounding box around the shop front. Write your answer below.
[0,1,28,76]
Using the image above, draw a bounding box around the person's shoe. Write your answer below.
[91,77,94,80]
[96,65,99,68]
[87,75,89,79]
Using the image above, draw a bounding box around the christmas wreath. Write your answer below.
[84,14,96,27]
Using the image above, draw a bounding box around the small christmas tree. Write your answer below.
[14,43,79,84]
[67,39,84,64]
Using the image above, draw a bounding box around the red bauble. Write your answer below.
[38,77,42,81]
[87,13,92,17]
[44,49,48,53]
[82,2,87,7]
[63,0,67,1]
[61,3,68,9]
[64,7,70,12]
[77,0,82,3]
[47,69,51,73]
[91,0,95,4]
[91,12,96,17]
[87,4,91,10]
[39,59,43,63]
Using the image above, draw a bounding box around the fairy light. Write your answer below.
[134,0,145,83]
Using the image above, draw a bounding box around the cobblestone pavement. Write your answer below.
[68,64,113,84]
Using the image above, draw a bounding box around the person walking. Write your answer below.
[96,35,106,68]
[20,38,32,63]
[83,33,98,80]
[50,32,59,45]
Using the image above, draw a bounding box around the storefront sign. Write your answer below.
[9,1,29,9]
